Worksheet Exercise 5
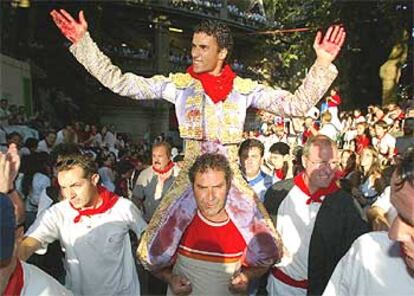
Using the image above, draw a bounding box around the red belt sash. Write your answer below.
[271,267,308,289]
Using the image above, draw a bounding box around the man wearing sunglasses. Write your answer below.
[18,154,147,296]
[264,135,369,295]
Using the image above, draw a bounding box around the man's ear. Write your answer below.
[91,173,100,186]
[302,156,307,169]
[219,48,228,61]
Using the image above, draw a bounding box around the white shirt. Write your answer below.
[372,186,397,225]
[21,260,72,296]
[25,173,51,213]
[26,198,147,296]
[322,232,414,296]
[372,133,396,156]
[267,186,324,296]
[319,123,338,141]
[37,139,55,154]
[98,166,115,192]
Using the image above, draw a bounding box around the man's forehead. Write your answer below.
[192,32,217,44]
[309,143,337,156]
[58,166,87,181]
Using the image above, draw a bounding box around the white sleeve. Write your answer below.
[31,174,51,207]
[25,205,61,248]
[36,188,54,219]
[69,32,176,103]
[122,199,147,238]
[249,62,338,117]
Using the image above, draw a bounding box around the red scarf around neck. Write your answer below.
[294,172,339,204]
[70,185,119,223]
[3,260,24,296]
[152,160,174,175]
[274,168,285,180]
[187,64,236,104]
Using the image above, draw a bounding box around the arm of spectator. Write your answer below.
[366,206,390,231]
[153,267,192,296]
[18,236,42,261]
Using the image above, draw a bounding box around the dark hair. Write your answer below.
[50,143,81,164]
[24,137,39,150]
[394,146,414,190]
[269,142,290,156]
[56,154,97,178]
[21,152,52,197]
[239,139,265,158]
[341,149,357,173]
[374,120,389,130]
[194,20,233,63]
[189,153,233,190]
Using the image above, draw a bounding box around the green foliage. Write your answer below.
[253,0,338,90]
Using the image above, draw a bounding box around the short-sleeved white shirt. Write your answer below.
[372,133,396,156]
[26,197,147,295]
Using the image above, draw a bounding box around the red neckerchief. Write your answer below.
[3,260,24,296]
[152,161,174,175]
[274,169,285,180]
[187,64,236,104]
[70,185,119,223]
[294,172,339,204]
[327,94,341,107]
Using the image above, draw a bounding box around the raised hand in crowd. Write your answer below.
[0,143,20,194]
[50,9,88,44]
[314,25,346,67]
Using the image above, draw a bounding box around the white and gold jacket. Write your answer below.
[70,32,338,145]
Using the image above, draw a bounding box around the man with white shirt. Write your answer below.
[238,139,273,202]
[322,147,414,296]
[18,153,147,295]
[37,131,57,154]
[264,135,369,295]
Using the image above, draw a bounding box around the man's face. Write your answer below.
[46,133,57,146]
[193,168,228,222]
[375,125,386,138]
[0,100,7,109]
[269,153,285,170]
[58,166,99,209]
[152,146,170,171]
[191,32,226,75]
[356,124,365,135]
[389,172,414,271]
[303,143,338,191]
[240,147,263,178]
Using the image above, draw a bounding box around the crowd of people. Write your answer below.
[1,7,413,296]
